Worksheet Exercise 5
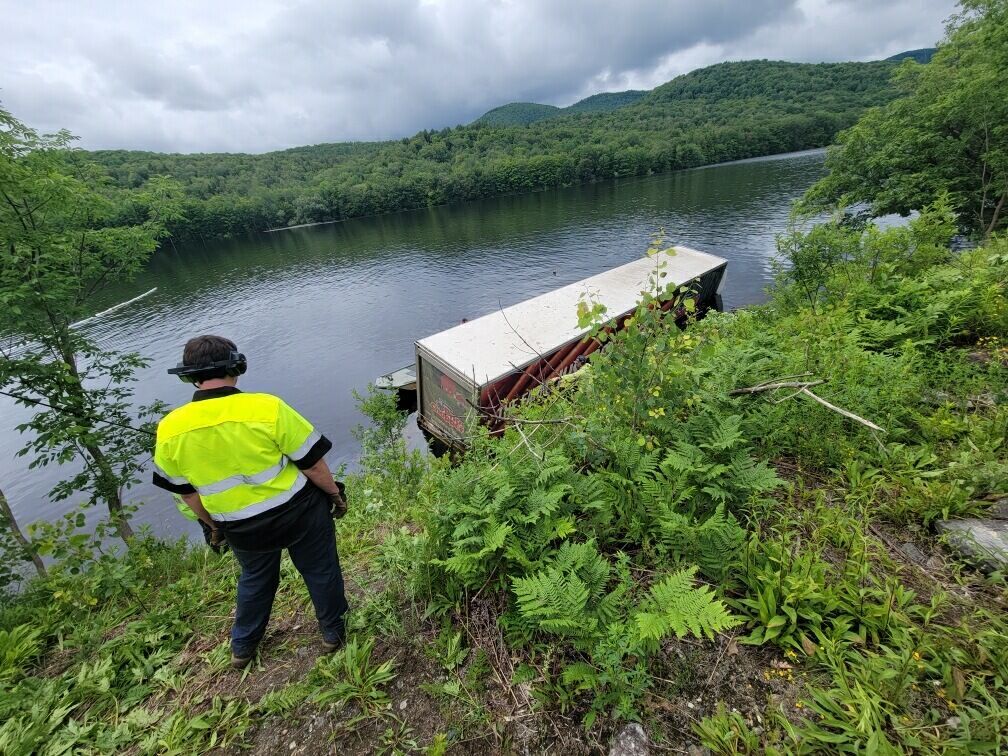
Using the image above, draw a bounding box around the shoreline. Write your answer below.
[263,147,828,234]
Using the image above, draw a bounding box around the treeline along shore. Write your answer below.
[94,60,899,245]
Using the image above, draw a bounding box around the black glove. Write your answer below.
[329,480,348,520]
[199,519,229,554]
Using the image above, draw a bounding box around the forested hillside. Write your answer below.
[93,59,901,244]
[473,89,647,125]
[563,89,646,114]
[885,47,937,63]
[473,102,561,126]
[804,5,1006,237]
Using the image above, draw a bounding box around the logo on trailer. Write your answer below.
[440,374,464,404]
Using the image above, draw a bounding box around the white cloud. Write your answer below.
[0,0,956,153]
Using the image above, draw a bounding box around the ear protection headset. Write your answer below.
[167,351,248,384]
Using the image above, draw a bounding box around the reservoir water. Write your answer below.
[1,149,825,540]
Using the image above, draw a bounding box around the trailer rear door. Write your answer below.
[416,345,478,447]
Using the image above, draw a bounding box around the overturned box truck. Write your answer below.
[378,246,727,451]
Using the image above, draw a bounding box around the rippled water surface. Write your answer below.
[1,149,825,539]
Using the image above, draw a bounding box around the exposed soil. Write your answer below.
[643,634,819,752]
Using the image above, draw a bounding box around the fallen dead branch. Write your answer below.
[798,386,885,433]
[729,379,826,395]
[730,376,886,434]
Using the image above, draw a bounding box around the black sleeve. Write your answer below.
[292,434,333,470]
[153,471,197,495]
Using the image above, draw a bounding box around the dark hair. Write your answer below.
[182,335,238,380]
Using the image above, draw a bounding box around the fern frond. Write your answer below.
[700,414,744,452]
[517,483,571,525]
[658,505,745,580]
[633,566,740,646]
[512,569,597,639]
[510,540,613,643]
[536,451,572,486]
[561,661,600,691]
[633,449,661,481]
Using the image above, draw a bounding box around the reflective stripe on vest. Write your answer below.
[197,458,288,496]
[154,393,317,522]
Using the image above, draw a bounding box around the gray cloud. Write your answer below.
[0,0,956,153]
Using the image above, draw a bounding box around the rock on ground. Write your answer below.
[900,542,928,566]
[609,723,649,756]
[936,518,1008,572]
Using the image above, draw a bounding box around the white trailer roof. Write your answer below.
[416,246,726,386]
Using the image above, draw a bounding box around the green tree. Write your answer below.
[0,108,182,542]
[802,0,1008,236]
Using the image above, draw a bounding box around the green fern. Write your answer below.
[633,566,740,648]
[536,450,574,486]
[699,413,745,452]
[658,505,746,580]
[516,483,570,525]
[510,540,617,646]
[440,520,511,578]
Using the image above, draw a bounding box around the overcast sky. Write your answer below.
[2,0,956,154]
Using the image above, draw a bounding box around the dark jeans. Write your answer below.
[229,497,348,657]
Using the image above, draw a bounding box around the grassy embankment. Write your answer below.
[1,200,1005,754]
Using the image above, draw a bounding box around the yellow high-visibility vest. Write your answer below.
[154,392,320,522]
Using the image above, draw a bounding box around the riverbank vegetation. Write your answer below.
[91,59,899,244]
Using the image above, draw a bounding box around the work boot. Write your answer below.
[321,634,345,654]
[230,652,254,670]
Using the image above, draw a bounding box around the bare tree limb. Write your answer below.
[729,379,826,395]
[730,376,886,434]
[498,299,547,364]
[985,188,1006,239]
[513,423,544,463]
[798,387,886,433]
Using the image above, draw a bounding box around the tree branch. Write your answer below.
[730,376,886,433]
[985,188,1006,239]
[729,379,826,395]
[1,189,30,233]
[797,387,886,433]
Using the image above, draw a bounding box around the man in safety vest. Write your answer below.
[152,335,348,669]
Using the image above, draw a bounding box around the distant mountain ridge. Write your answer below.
[473,50,933,127]
[474,90,646,126]
[884,47,936,63]
[565,90,647,114]
[475,102,560,126]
